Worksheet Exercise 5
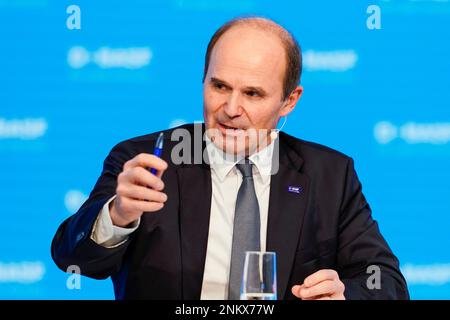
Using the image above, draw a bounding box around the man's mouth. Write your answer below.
[218,122,246,136]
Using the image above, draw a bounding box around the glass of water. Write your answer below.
[240,251,277,300]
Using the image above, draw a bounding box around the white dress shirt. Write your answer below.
[90,135,275,300]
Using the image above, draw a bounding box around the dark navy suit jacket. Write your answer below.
[51,123,409,299]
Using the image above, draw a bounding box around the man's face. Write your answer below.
[203,26,301,155]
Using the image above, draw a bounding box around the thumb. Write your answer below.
[291,284,305,298]
[156,166,167,179]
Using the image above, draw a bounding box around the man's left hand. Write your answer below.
[291,269,346,300]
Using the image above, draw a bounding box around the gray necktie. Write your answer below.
[228,160,261,300]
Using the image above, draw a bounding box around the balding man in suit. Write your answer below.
[52,17,409,300]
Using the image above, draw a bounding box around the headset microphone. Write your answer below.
[270,115,287,140]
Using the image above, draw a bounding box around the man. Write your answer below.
[51,17,409,300]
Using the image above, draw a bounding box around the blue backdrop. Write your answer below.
[1,0,449,299]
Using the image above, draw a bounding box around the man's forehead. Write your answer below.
[209,26,286,85]
[213,27,284,62]
[211,62,281,88]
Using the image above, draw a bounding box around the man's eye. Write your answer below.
[246,90,260,97]
[214,83,226,90]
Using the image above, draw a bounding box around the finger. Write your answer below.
[122,166,165,190]
[155,167,165,179]
[299,280,338,299]
[301,294,330,301]
[303,269,339,288]
[121,197,164,213]
[330,286,346,300]
[124,153,168,172]
[118,184,167,203]
[291,284,305,298]
[315,296,332,300]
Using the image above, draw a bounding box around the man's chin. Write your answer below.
[213,136,256,157]
[216,123,247,138]
[205,126,271,156]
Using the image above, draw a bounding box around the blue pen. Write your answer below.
[150,132,164,175]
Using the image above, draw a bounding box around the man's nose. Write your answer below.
[223,92,243,118]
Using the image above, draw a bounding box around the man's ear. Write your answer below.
[280,85,303,117]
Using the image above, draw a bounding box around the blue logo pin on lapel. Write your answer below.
[288,186,302,194]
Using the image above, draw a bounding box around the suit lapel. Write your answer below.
[177,123,212,299]
[266,134,309,299]
[178,165,212,299]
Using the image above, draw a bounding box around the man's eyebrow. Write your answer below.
[244,85,268,96]
[210,77,268,96]
[210,77,231,87]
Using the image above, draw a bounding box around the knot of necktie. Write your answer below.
[236,161,253,178]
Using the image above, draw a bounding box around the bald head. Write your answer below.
[203,17,302,101]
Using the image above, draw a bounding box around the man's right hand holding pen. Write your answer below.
[109,153,168,227]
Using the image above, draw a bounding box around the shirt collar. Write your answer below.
[205,134,276,182]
